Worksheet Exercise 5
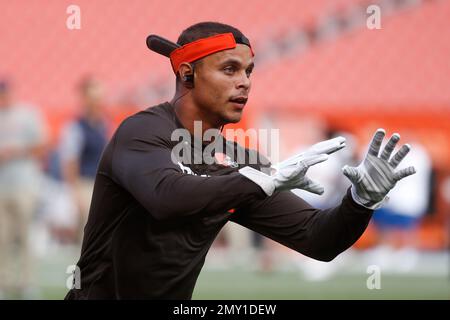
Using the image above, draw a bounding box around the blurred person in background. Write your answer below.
[0,80,47,298]
[59,77,109,243]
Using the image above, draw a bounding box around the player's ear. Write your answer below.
[178,62,195,88]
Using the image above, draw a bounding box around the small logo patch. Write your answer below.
[214,153,238,168]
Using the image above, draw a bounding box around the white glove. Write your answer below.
[272,136,346,171]
[342,129,416,209]
[239,154,329,196]
[239,136,346,196]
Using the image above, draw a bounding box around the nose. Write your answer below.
[236,71,251,91]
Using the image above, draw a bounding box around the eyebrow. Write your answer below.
[220,58,254,69]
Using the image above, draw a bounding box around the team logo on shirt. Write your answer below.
[214,152,239,168]
[176,161,209,177]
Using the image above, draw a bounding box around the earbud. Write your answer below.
[180,63,195,88]
[182,74,194,88]
[183,74,194,83]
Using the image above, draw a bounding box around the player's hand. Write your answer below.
[239,153,330,196]
[342,129,416,209]
[272,153,329,194]
[240,137,346,196]
[272,136,346,171]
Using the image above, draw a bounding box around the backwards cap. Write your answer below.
[146,32,254,74]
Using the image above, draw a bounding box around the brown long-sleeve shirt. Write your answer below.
[65,102,373,300]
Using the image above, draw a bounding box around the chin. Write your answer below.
[223,113,242,124]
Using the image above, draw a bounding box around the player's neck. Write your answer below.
[171,93,222,136]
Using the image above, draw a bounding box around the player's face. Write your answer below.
[192,44,254,125]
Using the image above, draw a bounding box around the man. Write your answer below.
[0,80,47,298]
[60,76,109,242]
[65,22,415,299]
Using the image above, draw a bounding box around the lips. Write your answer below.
[229,96,248,108]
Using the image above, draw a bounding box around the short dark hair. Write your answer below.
[176,21,247,46]
[175,22,248,85]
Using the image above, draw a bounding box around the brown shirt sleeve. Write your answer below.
[230,187,373,261]
[110,114,267,221]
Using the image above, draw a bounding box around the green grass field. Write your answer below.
[193,270,449,300]
[27,246,450,300]
[38,269,449,300]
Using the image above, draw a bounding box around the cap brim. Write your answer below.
[146,35,180,57]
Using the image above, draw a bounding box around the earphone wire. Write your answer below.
[171,90,190,108]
